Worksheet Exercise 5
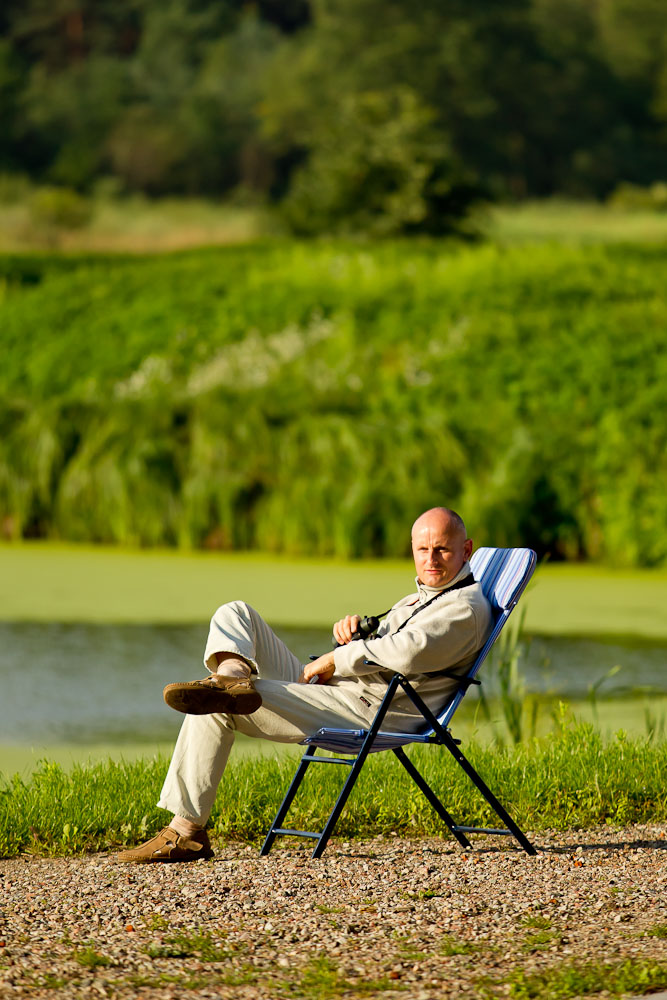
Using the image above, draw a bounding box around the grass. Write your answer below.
[143,930,236,961]
[520,916,552,930]
[1,722,665,858]
[521,930,560,952]
[127,954,403,997]
[488,198,667,244]
[284,956,402,999]
[485,957,667,999]
[0,193,271,253]
[4,191,667,254]
[2,542,667,640]
[74,945,112,969]
[439,936,479,956]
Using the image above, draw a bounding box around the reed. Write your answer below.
[1,240,666,566]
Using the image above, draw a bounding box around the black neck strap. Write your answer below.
[391,572,476,636]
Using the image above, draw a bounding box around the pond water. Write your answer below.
[0,623,665,746]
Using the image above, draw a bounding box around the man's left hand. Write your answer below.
[299,652,335,685]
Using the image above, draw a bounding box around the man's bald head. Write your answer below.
[411,507,472,589]
[411,507,467,541]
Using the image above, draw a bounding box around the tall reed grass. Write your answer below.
[2,241,666,565]
[1,723,665,858]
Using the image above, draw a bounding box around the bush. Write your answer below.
[29,186,92,231]
[608,181,667,212]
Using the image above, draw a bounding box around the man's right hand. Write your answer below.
[332,614,361,645]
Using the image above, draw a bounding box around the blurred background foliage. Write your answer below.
[1,0,667,567]
[1,242,665,565]
[2,0,667,233]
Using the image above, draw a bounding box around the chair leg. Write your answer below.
[392,747,471,849]
[260,746,318,856]
[442,732,537,856]
[310,753,367,858]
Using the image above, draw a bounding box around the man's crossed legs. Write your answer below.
[116,601,370,862]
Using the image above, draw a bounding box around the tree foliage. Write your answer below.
[2,0,667,232]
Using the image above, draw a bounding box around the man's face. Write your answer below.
[411,515,473,589]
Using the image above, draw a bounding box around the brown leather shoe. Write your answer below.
[163,674,262,715]
[115,826,214,864]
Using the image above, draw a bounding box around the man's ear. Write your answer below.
[463,538,473,561]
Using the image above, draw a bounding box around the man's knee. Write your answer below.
[210,599,252,624]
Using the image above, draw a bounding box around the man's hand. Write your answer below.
[332,614,361,646]
[299,652,336,685]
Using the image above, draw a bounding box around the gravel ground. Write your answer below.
[1,824,666,1000]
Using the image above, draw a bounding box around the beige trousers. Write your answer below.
[157,601,380,825]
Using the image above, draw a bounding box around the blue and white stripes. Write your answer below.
[470,547,536,614]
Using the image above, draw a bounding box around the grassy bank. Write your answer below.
[0,193,271,253]
[2,542,667,639]
[1,723,665,858]
[4,190,667,254]
[488,198,667,244]
[2,240,666,565]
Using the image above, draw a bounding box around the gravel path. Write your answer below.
[1,824,666,999]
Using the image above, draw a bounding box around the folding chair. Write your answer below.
[261,547,537,859]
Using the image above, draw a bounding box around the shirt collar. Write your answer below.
[415,560,472,603]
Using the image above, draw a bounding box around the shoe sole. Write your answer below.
[115,850,214,864]
[163,683,262,716]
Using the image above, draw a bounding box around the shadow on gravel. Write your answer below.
[537,838,667,854]
[341,837,667,860]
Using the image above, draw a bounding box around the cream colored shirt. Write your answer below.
[330,561,493,727]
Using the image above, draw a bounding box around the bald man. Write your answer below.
[117,508,492,863]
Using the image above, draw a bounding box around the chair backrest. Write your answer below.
[437,546,536,729]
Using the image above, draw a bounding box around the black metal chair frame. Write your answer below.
[260,670,537,859]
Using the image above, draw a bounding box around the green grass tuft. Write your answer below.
[645,924,667,939]
[284,955,404,999]
[73,945,112,969]
[499,957,667,999]
[143,930,235,962]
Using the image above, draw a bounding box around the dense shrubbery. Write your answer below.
[1,240,666,565]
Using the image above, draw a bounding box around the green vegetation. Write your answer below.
[4,2,667,235]
[439,936,479,957]
[520,916,552,930]
[1,723,665,858]
[3,691,665,779]
[0,189,271,253]
[5,190,667,255]
[73,946,112,970]
[521,929,561,952]
[2,240,666,566]
[0,733,298,782]
[489,199,667,246]
[143,930,236,962]
[130,952,403,998]
[486,958,667,999]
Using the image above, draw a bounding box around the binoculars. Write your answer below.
[334,615,380,648]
